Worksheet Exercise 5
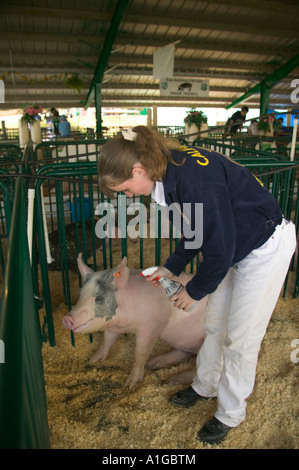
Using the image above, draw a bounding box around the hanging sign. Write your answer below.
[160,78,209,97]
[0,79,4,103]
[153,44,175,80]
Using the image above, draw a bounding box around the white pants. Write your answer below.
[192,219,297,427]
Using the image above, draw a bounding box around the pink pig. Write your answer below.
[62,254,207,388]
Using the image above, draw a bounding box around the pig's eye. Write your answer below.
[95,293,104,303]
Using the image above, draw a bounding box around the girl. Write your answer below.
[98,125,296,445]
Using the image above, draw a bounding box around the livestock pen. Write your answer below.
[0,139,298,449]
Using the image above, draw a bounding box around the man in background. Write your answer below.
[225,106,249,136]
[58,115,71,137]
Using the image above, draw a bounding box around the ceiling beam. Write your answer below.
[4,83,293,96]
[106,55,277,73]
[1,32,297,59]
[0,54,280,73]
[226,54,299,109]
[1,94,243,103]
[0,103,292,112]
[3,0,299,19]
[4,93,295,106]
[1,5,112,22]
[2,5,298,37]
[122,15,298,38]
[3,64,298,83]
[206,0,299,13]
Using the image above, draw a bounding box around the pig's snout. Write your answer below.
[62,315,76,330]
[62,310,95,333]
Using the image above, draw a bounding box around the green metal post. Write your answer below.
[84,0,130,109]
[260,82,271,116]
[95,82,102,137]
[35,181,56,346]
[226,54,299,111]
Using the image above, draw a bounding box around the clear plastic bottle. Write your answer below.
[140,267,197,311]
[158,277,183,297]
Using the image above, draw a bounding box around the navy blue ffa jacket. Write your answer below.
[162,146,282,301]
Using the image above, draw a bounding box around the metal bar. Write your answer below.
[35,179,56,346]
[84,0,130,109]
[95,82,102,136]
[260,82,271,116]
[226,54,299,110]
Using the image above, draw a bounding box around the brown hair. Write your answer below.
[98,125,182,197]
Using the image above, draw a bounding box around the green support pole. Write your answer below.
[226,54,299,111]
[95,83,102,137]
[84,0,129,110]
[260,82,271,116]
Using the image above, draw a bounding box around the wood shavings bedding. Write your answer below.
[41,239,299,449]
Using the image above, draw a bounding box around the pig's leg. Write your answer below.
[125,335,156,388]
[90,330,120,363]
[168,367,196,386]
[146,348,194,370]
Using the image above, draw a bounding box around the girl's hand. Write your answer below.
[146,266,173,287]
[170,287,195,312]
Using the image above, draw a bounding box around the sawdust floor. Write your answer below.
[41,238,299,450]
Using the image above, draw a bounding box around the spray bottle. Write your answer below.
[140,266,197,311]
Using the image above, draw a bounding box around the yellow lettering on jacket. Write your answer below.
[179,146,263,186]
[180,146,209,166]
[253,175,264,186]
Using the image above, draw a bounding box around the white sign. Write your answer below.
[0,80,4,103]
[160,78,209,97]
[0,340,4,363]
[153,44,175,80]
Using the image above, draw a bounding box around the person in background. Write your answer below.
[58,115,71,137]
[274,118,285,136]
[274,117,289,150]
[248,119,259,136]
[97,125,296,445]
[52,110,60,137]
[247,119,259,150]
[225,106,249,137]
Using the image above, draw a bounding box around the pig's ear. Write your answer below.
[113,257,129,284]
[77,253,94,279]
[119,257,127,269]
[114,257,128,275]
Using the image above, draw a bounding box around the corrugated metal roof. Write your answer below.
[0,0,298,110]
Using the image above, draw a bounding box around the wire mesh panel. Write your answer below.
[0,143,23,276]
[0,144,35,276]
[0,176,14,277]
[192,138,288,161]
[34,160,185,346]
[0,176,50,449]
[0,144,23,173]
[33,139,107,164]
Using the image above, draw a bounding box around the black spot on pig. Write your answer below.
[94,278,118,321]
